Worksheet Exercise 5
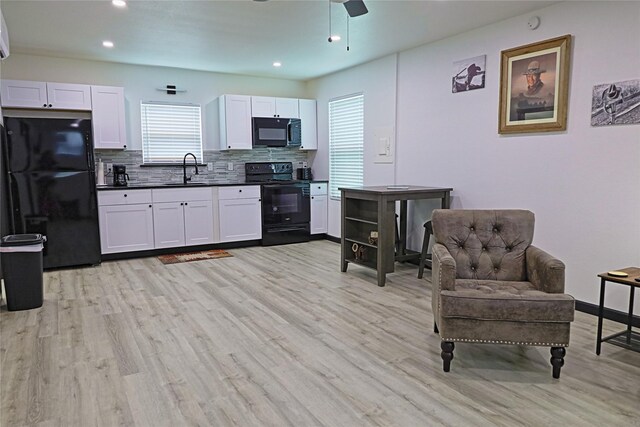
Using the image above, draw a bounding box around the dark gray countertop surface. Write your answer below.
[97,180,328,190]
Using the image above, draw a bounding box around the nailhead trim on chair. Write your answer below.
[441,338,569,346]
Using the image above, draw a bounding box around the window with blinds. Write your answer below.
[141,102,203,164]
[329,93,364,199]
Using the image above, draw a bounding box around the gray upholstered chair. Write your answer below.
[430,209,575,378]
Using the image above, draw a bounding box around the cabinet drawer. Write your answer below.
[218,185,261,200]
[152,187,213,203]
[310,182,327,196]
[98,190,152,206]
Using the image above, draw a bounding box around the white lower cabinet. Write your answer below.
[310,182,328,234]
[152,188,214,249]
[218,186,262,242]
[98,190,155,254]
[153,202,186,248]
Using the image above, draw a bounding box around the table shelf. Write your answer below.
[602,330,640,352]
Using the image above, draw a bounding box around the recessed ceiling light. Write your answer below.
[112,0,127,7]
[273,62,282,67]
[102,40,114,48]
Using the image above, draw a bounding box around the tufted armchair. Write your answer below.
[430,209,574,378]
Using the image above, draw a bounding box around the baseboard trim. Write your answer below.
[325,235,340,244]
[101,240,262,262]
[575,300,639,327]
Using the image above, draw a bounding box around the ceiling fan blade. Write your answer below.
[343,0,368,17]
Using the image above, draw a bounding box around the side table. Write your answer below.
[596,267,640,355]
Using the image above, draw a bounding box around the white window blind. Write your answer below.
[329,94,364,199]
[141,102,203,164]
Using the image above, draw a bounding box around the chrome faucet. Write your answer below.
[183,153,199,184]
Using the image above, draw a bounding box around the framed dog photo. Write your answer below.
[498,35,571,134]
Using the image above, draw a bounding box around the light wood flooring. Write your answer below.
[1,240,639,426]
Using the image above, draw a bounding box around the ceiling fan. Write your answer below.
[331,0,369,18]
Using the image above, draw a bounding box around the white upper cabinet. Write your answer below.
[251,96,299,118]
[1,80,91,110]
[298,99,317,150]
[91,85,127,150]
[219,94,253,150]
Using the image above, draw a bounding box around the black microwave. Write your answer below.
[252,117,301,147]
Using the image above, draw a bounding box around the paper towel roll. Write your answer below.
[97,161,106,186]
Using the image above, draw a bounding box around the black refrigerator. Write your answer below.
[3,116,101,269]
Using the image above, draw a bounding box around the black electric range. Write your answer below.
[245,162,311,246]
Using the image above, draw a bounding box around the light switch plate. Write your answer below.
[207,162,213,171]
[227,162,234,171]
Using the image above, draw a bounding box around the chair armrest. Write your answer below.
[432,243,457,292]
[526,245,565,294]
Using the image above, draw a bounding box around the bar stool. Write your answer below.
[417,220,433,279]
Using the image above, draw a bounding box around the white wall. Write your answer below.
[310,1,640,312]
[0,54,308,150]
[307,54,398,237]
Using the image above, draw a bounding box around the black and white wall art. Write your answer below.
[452,55,486,93]
[591,79,640,126]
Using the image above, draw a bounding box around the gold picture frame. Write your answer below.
[498,35,571,134]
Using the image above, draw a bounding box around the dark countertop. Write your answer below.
[97,180,328,191]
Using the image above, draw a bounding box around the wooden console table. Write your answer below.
[340,185,452,287]
[596,267,640,355]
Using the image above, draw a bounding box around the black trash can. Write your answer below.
[1,234,46,311]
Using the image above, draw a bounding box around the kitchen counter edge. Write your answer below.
[97,180,328,191]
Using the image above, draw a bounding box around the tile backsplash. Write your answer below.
[95,148,310,184]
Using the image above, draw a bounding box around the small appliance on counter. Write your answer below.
[296,167,313,181]
[113,164,129,187]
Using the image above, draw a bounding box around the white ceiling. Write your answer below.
[1,0,557,81]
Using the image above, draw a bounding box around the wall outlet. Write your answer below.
[227,162,234,171]
[302,161,308,168]
[105,163,112,174]
[207,162,213,171]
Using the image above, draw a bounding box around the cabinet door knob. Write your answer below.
[185,202,188,205]
[123,145,127,149]
[239,189,242,192]
[312,196,314,199]
[43,103,47,107]
[124,194,127,197]
[48,104,52,108]
[180,202,184,206]
[228,145,231,149]
[258,198,261,202]
[149,204,152,208]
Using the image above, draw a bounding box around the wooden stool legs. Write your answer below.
[417,221,433,279]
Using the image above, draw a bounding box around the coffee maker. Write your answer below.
[113,164,129,187]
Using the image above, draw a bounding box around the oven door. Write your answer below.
[261,183,310,226]
[252,117,288,147]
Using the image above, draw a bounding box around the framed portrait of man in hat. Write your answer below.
[498,35,571,134]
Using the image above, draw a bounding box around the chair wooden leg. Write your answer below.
[550,347,566,379]
[441,341,454,372]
